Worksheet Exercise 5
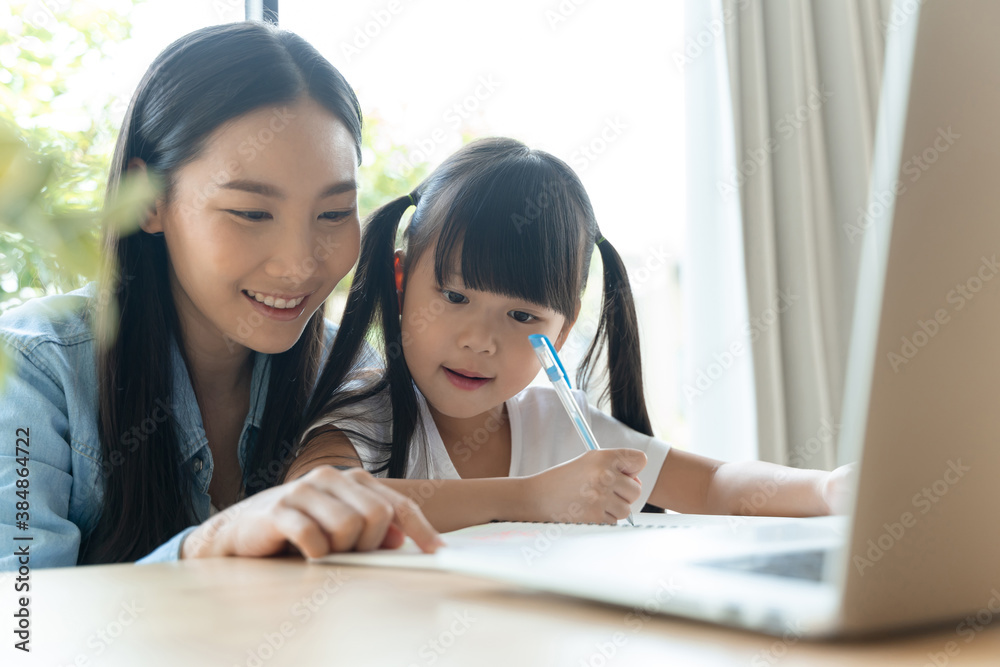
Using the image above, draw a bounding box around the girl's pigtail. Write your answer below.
[381,194,421,479]
[302,193,419,478]
[577,234,653,438]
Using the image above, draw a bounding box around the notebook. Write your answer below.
[314,513,821,570]
[321,0,1000,637]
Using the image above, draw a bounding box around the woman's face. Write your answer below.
[143,96,360,357]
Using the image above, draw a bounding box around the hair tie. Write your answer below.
[596,235,606,246]
[407,193,417,208]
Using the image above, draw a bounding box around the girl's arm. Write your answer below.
[285,431,648,532]
[647,448,852,516]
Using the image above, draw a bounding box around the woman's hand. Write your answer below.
[180,467,443,559]
[821,463,857,515]
[525,449,647,524]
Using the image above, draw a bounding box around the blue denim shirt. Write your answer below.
[0,282,339,569]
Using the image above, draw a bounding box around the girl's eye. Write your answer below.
[442,290,468,304]
[509,310,538,323]
[228,210,271,221]
[319,210,353,223]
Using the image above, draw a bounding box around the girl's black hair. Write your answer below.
[300,137,653,485]
[81,21,363,564]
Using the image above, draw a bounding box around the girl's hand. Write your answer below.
[821,463,857,515]
[525,449,647,524]
[180,467,444,559]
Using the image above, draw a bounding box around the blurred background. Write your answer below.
[0,0,687,448]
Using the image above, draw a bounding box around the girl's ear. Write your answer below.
[394,249,406,310]
[553,300,582,351]
[128,157,164,235]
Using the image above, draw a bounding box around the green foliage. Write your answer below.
[0,1,437,364]
[0,2,152,387]
[0,1,141,310]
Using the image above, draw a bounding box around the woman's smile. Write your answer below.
[242,289,311,321]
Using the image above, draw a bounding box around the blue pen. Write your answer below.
[529,333,636,526]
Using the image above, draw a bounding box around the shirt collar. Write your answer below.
[247,348,271,428]
[168,333,206,462]
[167,333,270,463]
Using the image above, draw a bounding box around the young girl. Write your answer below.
[288,138,853,531]
[0,22,440,569]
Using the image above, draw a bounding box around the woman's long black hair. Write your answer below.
[300,138,653,486]
[82,21,363,564]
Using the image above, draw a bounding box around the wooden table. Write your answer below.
[3,557,999,666]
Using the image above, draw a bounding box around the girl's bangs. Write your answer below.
[431,162,584,319]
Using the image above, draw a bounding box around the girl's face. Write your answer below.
[399,247,575,420]
[142,97,360,356]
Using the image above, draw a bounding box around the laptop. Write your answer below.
[426,0,1000,637]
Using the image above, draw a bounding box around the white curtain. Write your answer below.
[684,0,890,467]
[683,0,758,464]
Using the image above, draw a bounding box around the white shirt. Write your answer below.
[314,385,671,512]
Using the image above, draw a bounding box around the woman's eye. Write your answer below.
[319,210,352,223]
[227,210,271,222]
[442,290,468,304]
[509,310,537,323]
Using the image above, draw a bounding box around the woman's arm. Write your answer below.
[285,431,650,532]
[181,466,444,558]
[647,448,853,516]
[0,345,81,570]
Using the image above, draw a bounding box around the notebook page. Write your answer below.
[310,514,793,569]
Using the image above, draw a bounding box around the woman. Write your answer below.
[0,21,440,569]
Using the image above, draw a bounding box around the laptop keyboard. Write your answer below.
[701,548,830,582]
